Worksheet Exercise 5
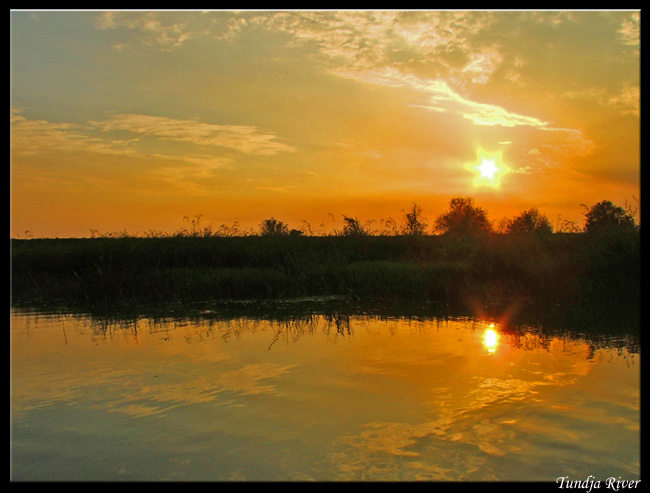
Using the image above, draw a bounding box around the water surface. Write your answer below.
[11,307,640,481]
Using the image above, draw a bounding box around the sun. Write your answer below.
[466,148,510,188]
[479,158,498,179]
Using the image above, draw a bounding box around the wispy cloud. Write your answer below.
[213,11,563,133]
[521,128,595,175]
[11,109,295,160]
[562,82,640,118]
[243,11,499,83]
[617,12,640,48]
[11,108,298,198]
[10,108,136,157]
[93,11,197,50]
[91,113,295,155]
[607,82,640,117]
[334,67,550,129]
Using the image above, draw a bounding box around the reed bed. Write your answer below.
[11,230,639,331]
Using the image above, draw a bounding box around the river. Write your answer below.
[10,305,640,481]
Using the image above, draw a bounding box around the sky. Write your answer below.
[10,10,640,238]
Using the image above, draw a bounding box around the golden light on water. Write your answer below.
[483,324,499,353]
[466,148,510,188]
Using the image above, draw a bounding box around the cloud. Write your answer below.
[528,11,576,26]
[540,128,595,159]
[216,11,498,81]
[607,82,640,117]
[91,113,296,155]
[88,11,600,135]
[11,108,297,197]
[10,108,136,157]
[330,61,595,172]
[334,66,550,129]
[259,11,401,69]
[617,12,640,48]
[460,50,503,85]
[212,12,559,132]
[562,82,640,118]
[93,11,196,50]
[520,128,595,175]
[11,108,294,161]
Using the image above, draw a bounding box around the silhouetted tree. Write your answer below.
[401,203,428,236]
[434,197,493,237]
[583,200,638,235]
[506,208,553,235]
[580,200,640,318]
[259,217,289,236]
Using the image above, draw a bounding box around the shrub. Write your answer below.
[505,207,553,235]
[434,197,493,238]
[259,217,290,236]
[401,203,428,236]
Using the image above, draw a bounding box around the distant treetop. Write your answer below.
[505,208,553,235]
[434,197,493,237]
[583,200,639,235]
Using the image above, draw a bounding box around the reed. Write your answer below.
[11,228,639,330]
[11,198,639,330]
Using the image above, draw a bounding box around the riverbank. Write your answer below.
[11,231,640,330]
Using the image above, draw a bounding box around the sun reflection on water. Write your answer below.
[483,324,499,353]
[10,310,641,481]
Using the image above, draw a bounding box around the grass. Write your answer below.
[11,229,640,331]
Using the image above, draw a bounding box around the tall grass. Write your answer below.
[11,228,639,333]
[11,197,640,331]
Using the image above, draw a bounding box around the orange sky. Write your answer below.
[10,10,640,238]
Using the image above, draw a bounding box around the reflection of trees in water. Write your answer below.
[53,303,639,358]
[76,307,354,350]
[499,324,639,362]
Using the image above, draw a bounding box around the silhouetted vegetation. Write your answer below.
[401,203,428,236]
[11,198,639,331]
[583,200,639,235]
[434,197,493,237]
[259,217,290,236]
[341,215,370,236]
[505,207,553,236]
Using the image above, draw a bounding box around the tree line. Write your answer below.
[71,197,638,240]
[256,197,639,238]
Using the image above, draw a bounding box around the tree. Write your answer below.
[583,200,638,235]
[259,217,289,236]
[434,197,493,237]
[505,208,553,235]
[401,203,428,236]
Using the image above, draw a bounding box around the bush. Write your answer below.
[435,197,493,238]
[505,208,553,235]
[259,217,290,236]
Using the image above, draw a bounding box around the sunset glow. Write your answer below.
[483,325,499,353]
[10,10,640,238]
[466,149,510,188]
